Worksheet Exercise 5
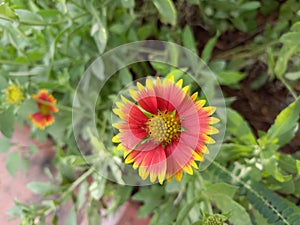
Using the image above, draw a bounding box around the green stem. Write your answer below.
[279,77,298,100]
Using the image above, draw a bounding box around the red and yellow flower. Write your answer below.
[29,89,58,130]
[112,77,219,184]
[5,84,24,104]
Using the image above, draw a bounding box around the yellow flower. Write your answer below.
[6,84,24,104]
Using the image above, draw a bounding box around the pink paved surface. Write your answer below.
[0,126,150,225]
[0,126,55,224]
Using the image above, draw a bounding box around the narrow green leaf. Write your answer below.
[240,2,261,10]
[201,33,219,63]
[296,160,300,175]
[182,25,197,54]
[216,70,245,85]
[266,97,300,147]
[227,109,257,145]
[153,0,177,26]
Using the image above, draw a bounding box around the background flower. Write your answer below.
[29,89,58,130]
[5,84,24,105]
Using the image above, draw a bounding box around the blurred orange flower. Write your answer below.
[29,89,58,129]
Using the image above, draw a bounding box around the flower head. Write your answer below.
[5,84,24,104]
[29,89,58,129]
[112,77,219,184]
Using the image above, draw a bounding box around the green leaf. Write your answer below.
[176,199,198,225]
[89,175,106,200]
[210,195,252,225]
[296,160,300,175]
[216,70,245,85]
[132,185,165,217]
[240,2,261,11]
[15,9,44,24]
[6,152,29,176]
[182,25,197,54]
[65,206,77,225]
[63,155,88,167]
[285,71,300,81]
[121,0,135,8]
[27,182,60,195]
[261,150,292,182]
[201,33,219,63]
[0,3,17,19]
[153,0,177,26]
[77,181,88,210]
[87,200,101,225]
[266,97,300,147]
[119,68,132,85]
[0,137,11,153]
[274,45,298,78]
[0,107,15,138]
[227,109,257,145]
[220,144,254,160]
[280,32,300,44]
[205,183,238,199]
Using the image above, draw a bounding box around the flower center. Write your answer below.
[146,111,180,145]
[40,104,51,115]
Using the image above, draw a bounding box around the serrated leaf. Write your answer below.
[227,109,257,145]
[266,97,300,147]
[153,0,177,26]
